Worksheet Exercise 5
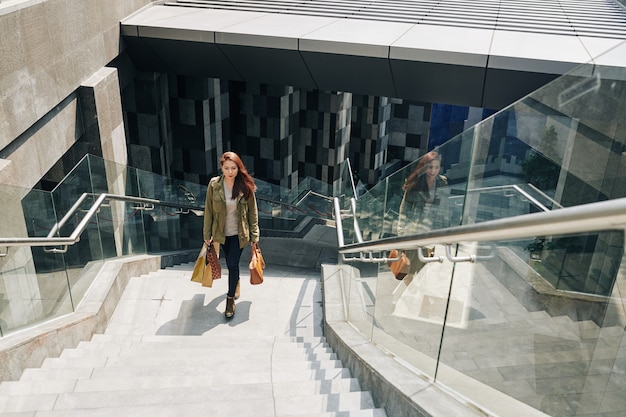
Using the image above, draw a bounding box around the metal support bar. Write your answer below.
[0,247,7,257]
[341,251,399,263]
[445,245,476,263]
[43,245,69,254]
[133,202,155,211]
[418,247,444,263]
[333,198,345,248]
[351,198,363,243]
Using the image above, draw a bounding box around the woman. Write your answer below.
[204,152,260,318]
[397,151,448,276]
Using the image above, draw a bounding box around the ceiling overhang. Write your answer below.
[120,1,626,109]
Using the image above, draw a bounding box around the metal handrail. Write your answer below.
[335,196,626,258]
[293,189,334,204]
[526,182,564,209]
[0,193,204,254]
[345,158,358,200]
[448,183,555,212]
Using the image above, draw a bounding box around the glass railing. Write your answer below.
[334,39,626,417]
[1,183,73,336]
[254,170,335,233]
[0,155,206,337]
[1,152,340,337]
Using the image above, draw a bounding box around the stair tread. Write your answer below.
[0,396,276,415]
[92,334,328,344]
[0,386,373,410]
[65,342,334,357]
[280,411,387,417]
[42,355,344,373]
[0,390,376,415]
[0,265,386,416]
[1,377,361,397]
[60,347,338,362]
[10,366,352,386]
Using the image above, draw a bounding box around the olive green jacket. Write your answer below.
[203,175,260,248]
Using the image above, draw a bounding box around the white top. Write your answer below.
[224,183,239,237]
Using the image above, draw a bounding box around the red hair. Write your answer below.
[220,151,257,199]
[402,151,441,192]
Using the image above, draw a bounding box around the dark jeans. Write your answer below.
[221,235,243,298]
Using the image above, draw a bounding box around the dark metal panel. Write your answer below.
[150,38,243,79]
[217,44,318,89]
[127,38,244,80]
[482,68,560,110]
[390,59,486,107]
[300,51,397,97]
[122,37,175,74]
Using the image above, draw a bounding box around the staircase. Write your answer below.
[0,263,387,416]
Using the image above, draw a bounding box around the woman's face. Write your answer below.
[222,160,239,180]
[425,160,441,179]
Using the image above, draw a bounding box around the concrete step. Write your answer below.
[0,389,376,415]
[17,359,352,383]
[47,351,343,373]
[275,391,376,415]
[11,363,352,388]
[0,396,276,416]
[68,338,335,354]
[281,411,387,417]
[60,343,339,361]
[0,265,386,417]
[0,378,362,398]
[90,333,330,347]
[272,378,362,396]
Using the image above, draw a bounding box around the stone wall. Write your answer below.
[0,0,153,189]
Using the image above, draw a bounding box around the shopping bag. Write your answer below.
[206,240,221,280]
[249,241,265,285]
[190,240,220,288]
[388,249,410,280]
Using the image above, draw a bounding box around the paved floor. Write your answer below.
[0,261,391,416]
[106,262,326,340]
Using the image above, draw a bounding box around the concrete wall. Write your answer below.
[0,251,195,382]
[0,0,154,350]
[0,0,153,189]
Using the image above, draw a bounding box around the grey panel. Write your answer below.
[300,51,396,97]
[489,55,581,76]
[390,24,493,68]
[390,59,486,107]
[218,45,317,89]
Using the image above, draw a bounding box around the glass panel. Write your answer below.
[94,199,146,257]
[343,262,376,340]
[459,41,626,301]
[0,154,209,337]
[252,173,335,234]
[336,36,626,417]
[354,131,473,243]
[464,42,626,218]
[93,155,205,252]
[437,232,626,416]
[373,244,454,379]
[0,184,72,336]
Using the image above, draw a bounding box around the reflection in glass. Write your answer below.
[335,41,626,416]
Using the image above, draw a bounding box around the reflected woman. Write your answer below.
[397,151,448,276]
